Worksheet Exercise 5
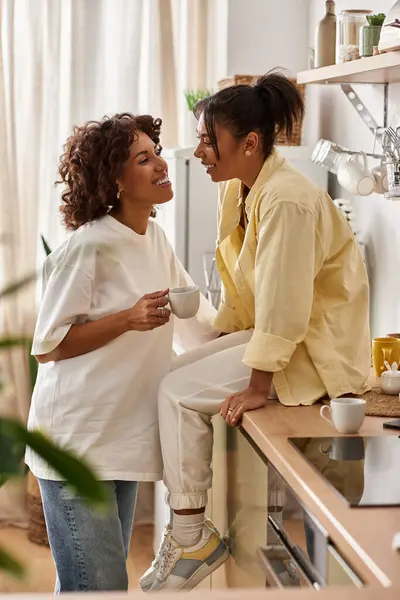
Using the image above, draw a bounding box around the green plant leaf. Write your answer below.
[0,273,37,299]
[27,341,38,393]
[366,13,385,26]
[184,88,213,112]
[0,337,31,349]
[0,421,27,487]
[0,418,109,509]
[0,546,25,579]
[41,235,52,257]
[0,430,25,478]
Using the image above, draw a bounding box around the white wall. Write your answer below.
[224,0,400,337]
[226,0,309,76]
[307,0,400,337]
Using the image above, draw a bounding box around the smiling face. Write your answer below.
[194,112,250,183]
[117,130,173,209]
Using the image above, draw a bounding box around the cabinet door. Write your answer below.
[208,420,269,588]
[229,426,270,588]
[327,545,363,587]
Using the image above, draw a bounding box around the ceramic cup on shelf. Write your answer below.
[372,337,400,377]
[320,397,366,434]
[168,285,200,319]
[372,161,389,194]
[337,151,375,196]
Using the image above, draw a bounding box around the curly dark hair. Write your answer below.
[57,113,162,230]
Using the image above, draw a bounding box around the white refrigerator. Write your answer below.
[156,147,219,295]
[153,146,328,551]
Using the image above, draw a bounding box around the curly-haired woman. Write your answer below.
[25,113,218,593]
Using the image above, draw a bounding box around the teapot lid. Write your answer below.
[381,370,400,377]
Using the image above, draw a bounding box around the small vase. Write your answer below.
[359,25,382,57]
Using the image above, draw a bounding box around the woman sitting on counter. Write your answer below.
[145,70,371,593]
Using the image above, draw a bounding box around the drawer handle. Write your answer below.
[256,547,284,588]
[257,546,317,589]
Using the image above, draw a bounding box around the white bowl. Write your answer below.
[380,372,400,395]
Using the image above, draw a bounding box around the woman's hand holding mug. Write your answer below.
[126,289,171,331]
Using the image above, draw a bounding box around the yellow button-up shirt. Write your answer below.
[215,149,371,406]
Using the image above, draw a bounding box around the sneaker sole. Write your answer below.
[157,545,230,592]
[139,581,153,593]
[139,569,158,592]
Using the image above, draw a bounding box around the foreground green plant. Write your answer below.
[0,416,110,577]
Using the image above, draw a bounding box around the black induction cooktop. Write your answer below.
[289,436,400,507]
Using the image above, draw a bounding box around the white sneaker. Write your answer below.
[139,523,171,592]
[150,522,229,592]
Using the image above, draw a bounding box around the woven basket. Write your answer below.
[27,472,49,547]
[218,74,305,146]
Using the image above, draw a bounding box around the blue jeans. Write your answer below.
[38,479,138,593]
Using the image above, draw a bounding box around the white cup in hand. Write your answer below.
[337,152,375,196]
[372,162,388,194]
[320,397,366,434]
[168,286,200,319]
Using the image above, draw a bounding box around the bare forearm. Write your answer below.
[36,311,129,363]
[249,368,273,395]
[36,288,171,363]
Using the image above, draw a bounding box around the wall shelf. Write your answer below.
[297,52,400,85]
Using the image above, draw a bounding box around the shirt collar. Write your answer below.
[218,148,284,243]
[244,148,284,215]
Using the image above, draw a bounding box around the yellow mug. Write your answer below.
[372,337,400,376]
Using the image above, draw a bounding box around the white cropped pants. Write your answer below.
[158,331,282,511]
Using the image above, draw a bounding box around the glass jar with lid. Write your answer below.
[336,9,372,63]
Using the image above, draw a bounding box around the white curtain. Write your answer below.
[0,0,226,526]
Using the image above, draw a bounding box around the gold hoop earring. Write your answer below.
[245,150,251,157]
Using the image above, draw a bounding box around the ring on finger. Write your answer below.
[227,408,234,416]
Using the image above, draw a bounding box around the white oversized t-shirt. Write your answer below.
[26,215,217,481]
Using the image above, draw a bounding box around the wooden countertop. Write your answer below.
[5,585,400,599]
[241,379,400,588]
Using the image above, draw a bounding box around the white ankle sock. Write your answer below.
[172,512,205,547]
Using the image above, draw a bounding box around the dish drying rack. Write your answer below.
[381,127,400,200]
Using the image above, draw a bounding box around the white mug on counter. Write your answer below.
[320,397,366,434]
[337,152,375,196]
[168,285,200,319]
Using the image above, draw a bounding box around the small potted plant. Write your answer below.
[184,89,212,146]
[360,13,386,57]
